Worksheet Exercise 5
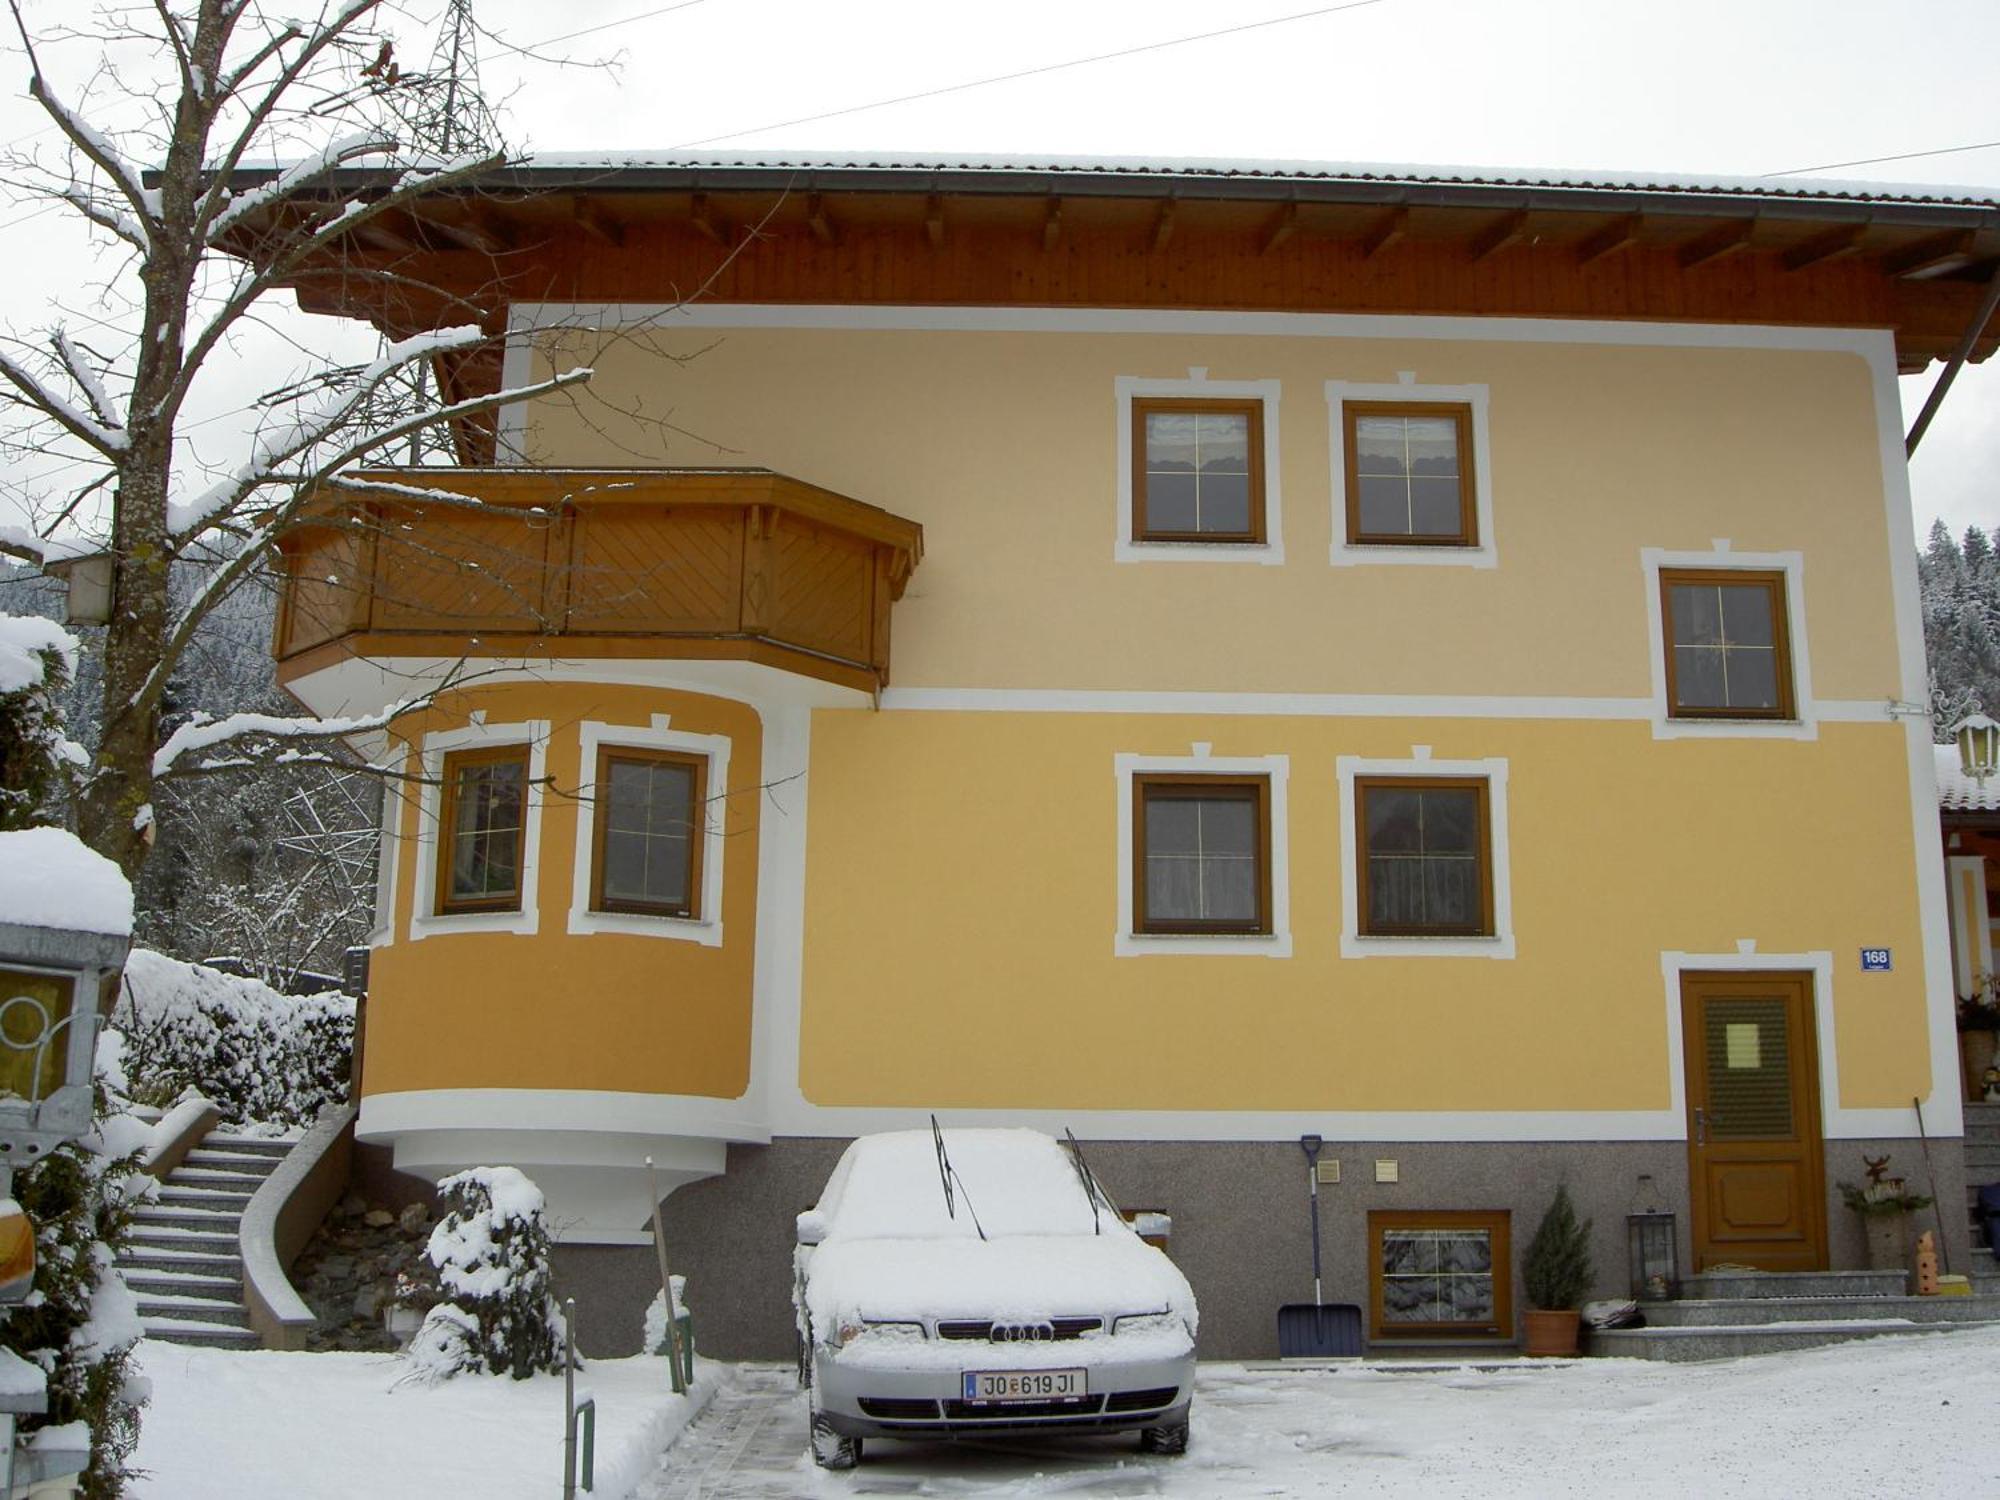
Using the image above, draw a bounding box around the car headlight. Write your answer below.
[829,1319,926,1349]
[1113,1311,1185,1337]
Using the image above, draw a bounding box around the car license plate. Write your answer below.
[961,1368,1086,1403]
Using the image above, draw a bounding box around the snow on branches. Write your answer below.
[403,1167,568,1383]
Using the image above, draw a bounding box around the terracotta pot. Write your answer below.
[1962,1029,1999,1103]
[1522,1308,1581,1357]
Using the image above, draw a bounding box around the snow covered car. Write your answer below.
[794,1125,1196,1470]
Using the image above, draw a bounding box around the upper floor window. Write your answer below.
[1356,776,1493,938]
[1344,402,1477,546]
[1131,397,1266,544]
[1660,568,1795,720]
[438,746,529,915]
[591,747,705,919]
[1133,773,1272,935]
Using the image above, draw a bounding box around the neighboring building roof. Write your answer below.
[1938,743,2000,812]
[511,150,2000,213]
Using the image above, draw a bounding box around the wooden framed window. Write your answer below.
[1369,1210,1511,1340]
[436,745,529,915]
[591,747,705,919]
[1660,568,1795,720]
[1132,397,1265,543]
[1356,777,1493,937]
[1133,774,1271,935]
[1344,401,1477,545]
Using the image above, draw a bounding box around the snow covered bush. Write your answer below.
[402,1168,566,1383]
[1,1095,152,1498]
[110,949,352,1126]
[0,613,80,832]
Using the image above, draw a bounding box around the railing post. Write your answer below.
[562,1297,577,1500]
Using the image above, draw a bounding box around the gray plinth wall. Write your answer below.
[545,1133,1968,1360]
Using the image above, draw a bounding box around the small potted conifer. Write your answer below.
[1522,1184,1594,1356]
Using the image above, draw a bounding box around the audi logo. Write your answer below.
[990,1322,1055,1342]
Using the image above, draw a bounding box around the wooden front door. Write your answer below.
[1682,971,1828,1272]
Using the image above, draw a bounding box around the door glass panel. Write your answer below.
[1704,997,1794,1138]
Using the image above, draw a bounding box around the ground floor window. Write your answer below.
[1368,1209,1511,1339]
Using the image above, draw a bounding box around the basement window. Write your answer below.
[1369,1210,1511,1340]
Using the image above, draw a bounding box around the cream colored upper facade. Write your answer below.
[318,302,1952,1239]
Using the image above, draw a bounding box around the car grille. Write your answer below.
[857,1397,941,1420]
[943,1394,1106,1421]
[934,1317,1104,1341]
[1104,1387,1180,1413]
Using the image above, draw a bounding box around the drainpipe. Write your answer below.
[1905,268,2000,457]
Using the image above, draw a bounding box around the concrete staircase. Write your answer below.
[1595,1104,2000,1361]
[119,1132,291,1349]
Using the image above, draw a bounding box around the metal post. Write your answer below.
[562,1298,577,1500]
[645,1156,687,1395]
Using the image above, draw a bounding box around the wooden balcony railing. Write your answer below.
[275,468,923,694]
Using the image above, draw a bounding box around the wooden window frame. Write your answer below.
[589,745,707,920]
[1342,400,1478,547]
[1368,1209,1512,1341]
[1131,396,1267,544]
[1659,567,1795,721]
[1355,776,1494,938]
[435,744,530,917]
[1132,773,1272,936]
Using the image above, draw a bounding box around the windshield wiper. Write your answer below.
[930,1113,986,1241]
[1064,1128,1118,1235]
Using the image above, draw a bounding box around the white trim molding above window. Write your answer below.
[1114,374,1284,564]
[1115,749,1292,957]
[408,719,549,942]
[1641,545,1816,741]
[1326,379,1495,567]
[1337,753,1515,959]
[569,717,731,945]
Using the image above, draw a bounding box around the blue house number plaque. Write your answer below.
[1860,948,1892,972]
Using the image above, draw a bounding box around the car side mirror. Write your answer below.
[796,1208,829,1246]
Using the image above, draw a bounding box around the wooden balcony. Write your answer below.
[274,468,923,694]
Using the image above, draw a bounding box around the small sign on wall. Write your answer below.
[1861,948,1893,972]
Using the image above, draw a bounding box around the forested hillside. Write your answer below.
[1920,521,2000,738]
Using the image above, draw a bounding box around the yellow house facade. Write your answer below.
[261,156,1997,1356]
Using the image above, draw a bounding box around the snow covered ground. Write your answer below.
[129,1343,714,1499]
[129,1326,2000,1497]
[643,1328,2000,1498]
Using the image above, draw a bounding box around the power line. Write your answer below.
[1767,139,2000,177]
[527,0,707,50]
[671,0,1390,149]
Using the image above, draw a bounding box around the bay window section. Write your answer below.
[592,748,705,919]
[437,746,529,914]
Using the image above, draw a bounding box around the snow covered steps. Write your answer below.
[119,1131,291,1349]
[1588,1269,2000,1362]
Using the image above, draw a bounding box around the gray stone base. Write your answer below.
[529,1133,1972,1361]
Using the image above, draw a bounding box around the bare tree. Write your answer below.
[0,0,589,875]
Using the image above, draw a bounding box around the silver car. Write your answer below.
[794,1124,1196,1470]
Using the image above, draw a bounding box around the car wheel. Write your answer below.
[1138,1416,1190,1456]
[810,1410,862,1470]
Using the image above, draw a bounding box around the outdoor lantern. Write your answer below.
[1627,1174,1680,1302]
[1956,712,2000,786]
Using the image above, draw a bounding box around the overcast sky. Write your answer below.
[3,0,1997,545]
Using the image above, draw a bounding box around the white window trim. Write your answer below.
[1115,750,1291,957]
[1338,754,1515,959]
[1114,374,1284,565]
[408,719,549,942]
[569,716,730,945]
[368,743,408,947]
[1642,545,1816,741]
[1327,379,1496,568]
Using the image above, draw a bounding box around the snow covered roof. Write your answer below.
[510,150,2000,214]
[0,828,133,937]
[1937,744,2000,813]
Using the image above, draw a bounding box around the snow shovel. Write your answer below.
[1276,1135,1362,1358]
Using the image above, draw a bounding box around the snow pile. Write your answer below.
[111,949,351,1126]
[641,1275,688,1357]
[0,827,133,936]
[801,1129,1197,1348]
[404,1167,566,1383]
